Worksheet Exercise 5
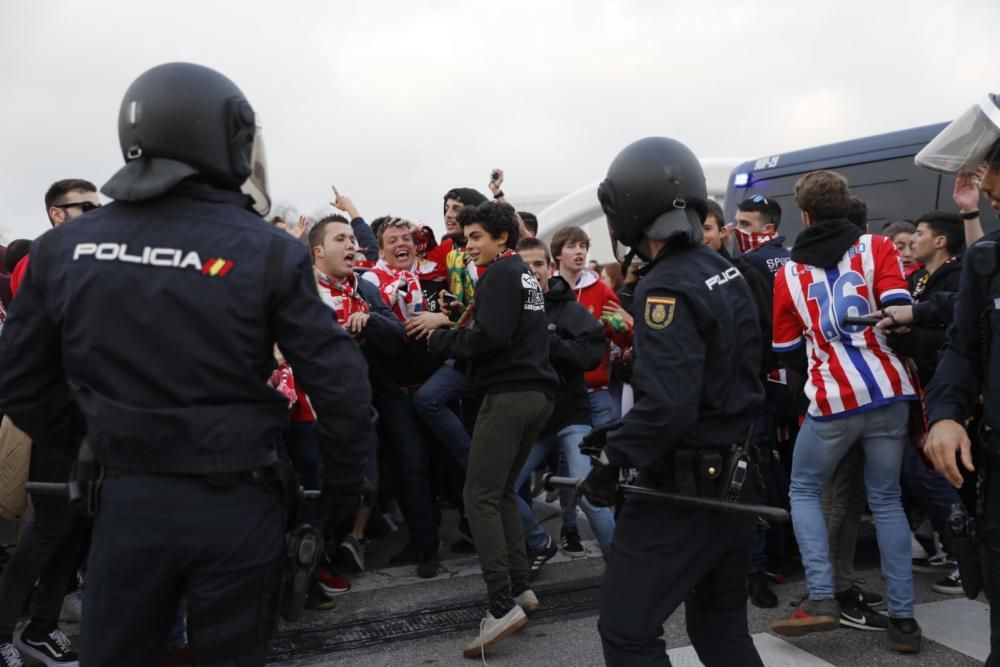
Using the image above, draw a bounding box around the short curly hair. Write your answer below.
[794,170,850,221]
[457,202,520,247]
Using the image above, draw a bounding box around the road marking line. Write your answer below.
[667,633,835,666]
[915,597,990,662]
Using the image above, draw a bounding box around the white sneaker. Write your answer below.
[462,605,527,659]
[0,642,24,667]
[514,589,539,614]
[60,591,83,623]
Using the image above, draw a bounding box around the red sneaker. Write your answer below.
[316,564,351,596]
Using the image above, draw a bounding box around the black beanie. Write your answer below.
[443,187,488,212]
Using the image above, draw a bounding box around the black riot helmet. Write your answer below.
[102,62,270,215]
[597,137,707,262]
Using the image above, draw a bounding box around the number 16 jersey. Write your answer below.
[772,233,916,419]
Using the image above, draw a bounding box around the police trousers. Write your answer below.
[598,496,762,667]
[80,475,284,667]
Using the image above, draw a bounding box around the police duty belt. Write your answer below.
[543,473,790,522]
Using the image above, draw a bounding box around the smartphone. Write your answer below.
[842,315,882,327]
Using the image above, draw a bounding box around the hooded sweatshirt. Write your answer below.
[542,276,607,435]
[571,269,633,391]
[773,219,916,419]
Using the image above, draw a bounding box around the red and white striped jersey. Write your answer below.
[772,234,916,419]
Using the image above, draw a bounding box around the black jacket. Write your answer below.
[928,229,1000,428]
[542,276,606,435]
[429,254,558,397]
[742,236,790,290]
[355,277,406,397]
[0,181,373,485]
[888,256,962,387]
[605,242,765,469]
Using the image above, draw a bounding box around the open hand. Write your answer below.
[924,419,974,488]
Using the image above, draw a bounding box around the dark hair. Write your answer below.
[602,262,626,292]
[882,219,916,239]
[845,196,868,232]
[516,236,552,263]
[457,202,520,247]
[307,215,351,250]
[704,200,725,231]
[44,179,97,210]
[5,240,31,274]
[915,211,964,256]
[443,188,488,213]
[550,226,590,262]
[737,194,782,229]
[794,170,851,220]
[518,211,539,236]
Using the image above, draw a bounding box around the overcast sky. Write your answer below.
[1,0,999,242]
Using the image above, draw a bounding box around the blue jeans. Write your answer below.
[412,362,472,469]
[588,389,617,427]
[514,424,616,556]
[789,401,914,617]
[377,394,439,548]
[901,442,962,537]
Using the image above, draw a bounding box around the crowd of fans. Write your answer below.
[0,161,988,664]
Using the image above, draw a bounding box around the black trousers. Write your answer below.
[598,496,763,666]
[81,476,284,667]
[0,494,90,639]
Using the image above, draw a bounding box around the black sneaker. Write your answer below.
[0,643,23,667]
[305,580,337,610]
[836,589,889,632]
[527,536,558,580]
[16,625,78,666]
[748,572,778,608]
[417,544,440,579]
[888,617,922,653]
[847,582,885,610]
[933,568,963,595]
[389,541,420,566]
[559,526,586,559]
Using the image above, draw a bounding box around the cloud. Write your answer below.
[1,0,999,241]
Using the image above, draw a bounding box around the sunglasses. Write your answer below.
[749,194,771,205]
[55,201,101,213]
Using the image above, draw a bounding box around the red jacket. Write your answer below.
[570,269,633,390]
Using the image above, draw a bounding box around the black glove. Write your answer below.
[578,461,620,508]
[579,419,623,461]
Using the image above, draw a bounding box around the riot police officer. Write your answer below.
[580,137,766,665]
[0,63,372,666]
[903,92,1000,666]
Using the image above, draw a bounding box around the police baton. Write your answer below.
[543,473,790,523]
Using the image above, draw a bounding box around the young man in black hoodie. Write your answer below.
[511,237,614,571]
[887,211,966,595]
[423,202,557,658]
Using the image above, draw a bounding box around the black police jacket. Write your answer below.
[0,181,373,485]
[429,253,558,397]
[887,256,962,387]
[928,230,1000,428]
[604,242,765,469]
[542,276,606,436]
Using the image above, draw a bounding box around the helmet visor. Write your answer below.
[241,129,271,216]
[915,95,1000,174]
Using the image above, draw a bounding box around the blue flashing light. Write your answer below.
[733,172,751,187]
